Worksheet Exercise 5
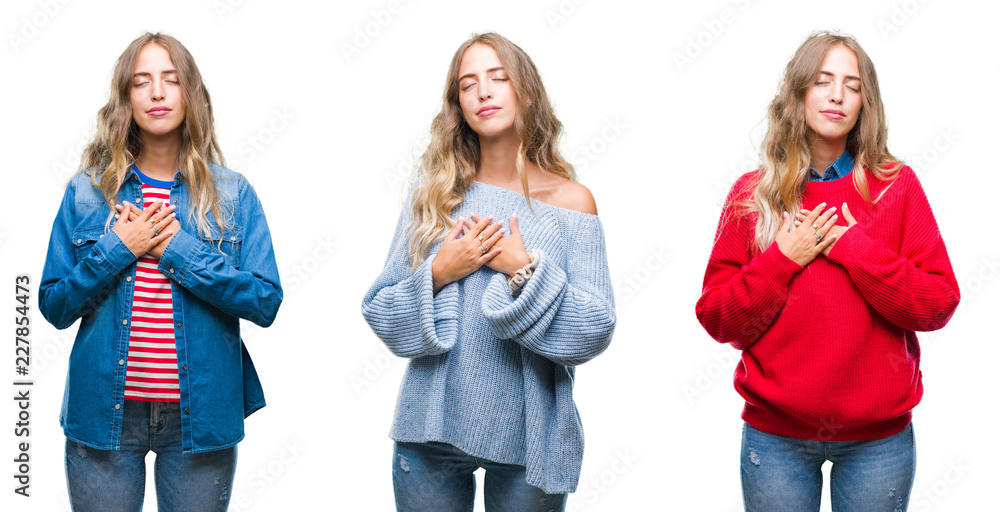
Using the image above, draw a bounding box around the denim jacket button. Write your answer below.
[169,268,175,274]
[173,199,178,204]
[135,198,141,204]
[184,408,190,414]
[114,403,121,410]
[76,238,82,244]
[118,359,125,365]
[176,322,182,328]
[181,364,187,371]
[122,319,128,325]
[126,276,132,282]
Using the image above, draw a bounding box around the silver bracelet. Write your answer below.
[508,250,541,296]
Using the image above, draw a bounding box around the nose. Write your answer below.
[476,79,493,101]
[829,80,844,104]
[150,77,165,102]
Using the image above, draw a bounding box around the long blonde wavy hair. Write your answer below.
[737,31,903,253]
[407,33,574,267]
[79,32,227,238]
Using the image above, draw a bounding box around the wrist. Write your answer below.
[507,250,541,296]
[430,258,449,295]
[504,251,533,278]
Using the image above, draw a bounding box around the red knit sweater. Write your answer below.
[696,166,959,441]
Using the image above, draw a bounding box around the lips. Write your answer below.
[821,109,846,120]
[147,107,172,117]
[477,106,500,116]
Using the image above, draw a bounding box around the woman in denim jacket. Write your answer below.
[39,33,281,512]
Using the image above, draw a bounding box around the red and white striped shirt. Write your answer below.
[124,177,180,402]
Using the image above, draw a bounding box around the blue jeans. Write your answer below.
[65,401,237,512]
[392,441,566,512]
[741,422,916,512]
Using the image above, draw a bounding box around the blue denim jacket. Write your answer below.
[40,164,282,454]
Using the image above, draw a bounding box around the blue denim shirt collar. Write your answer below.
[808,150,855,182]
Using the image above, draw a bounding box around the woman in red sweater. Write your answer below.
[696,31,959,511]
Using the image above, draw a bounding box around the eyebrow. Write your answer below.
[458,67,505,81]
[819,70,861,81]
[133,69,177,78]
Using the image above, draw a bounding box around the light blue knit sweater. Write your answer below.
[362,181,616,494]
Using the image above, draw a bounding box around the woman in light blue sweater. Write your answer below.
[362,33,616,511]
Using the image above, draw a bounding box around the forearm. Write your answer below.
[696,243,802,349]
[827,226,959,331]
[363,254,461,358]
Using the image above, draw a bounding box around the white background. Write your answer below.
[1,0,996,510]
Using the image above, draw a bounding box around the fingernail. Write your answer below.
[115,214,120,219]
[833,214,838,219]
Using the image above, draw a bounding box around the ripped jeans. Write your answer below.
[741,422,916,512]
[392,441,566,512]
[65,401,237,512]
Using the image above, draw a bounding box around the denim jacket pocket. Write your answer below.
[72,226,107,261]
[200,225,242,269]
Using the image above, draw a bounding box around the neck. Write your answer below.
[135,132,182,181]
[807,133,846,173]
[475,132,524,186]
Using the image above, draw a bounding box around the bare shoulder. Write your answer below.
[547,179,598,215]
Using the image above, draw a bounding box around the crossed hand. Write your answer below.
[430,213,531,294]
[112,201,180,259]
[777,202,858,266]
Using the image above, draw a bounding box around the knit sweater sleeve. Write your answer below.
[696,174,804,350]
[826,169,959,331]
[361,200,461,358]
[480,213,616,366]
